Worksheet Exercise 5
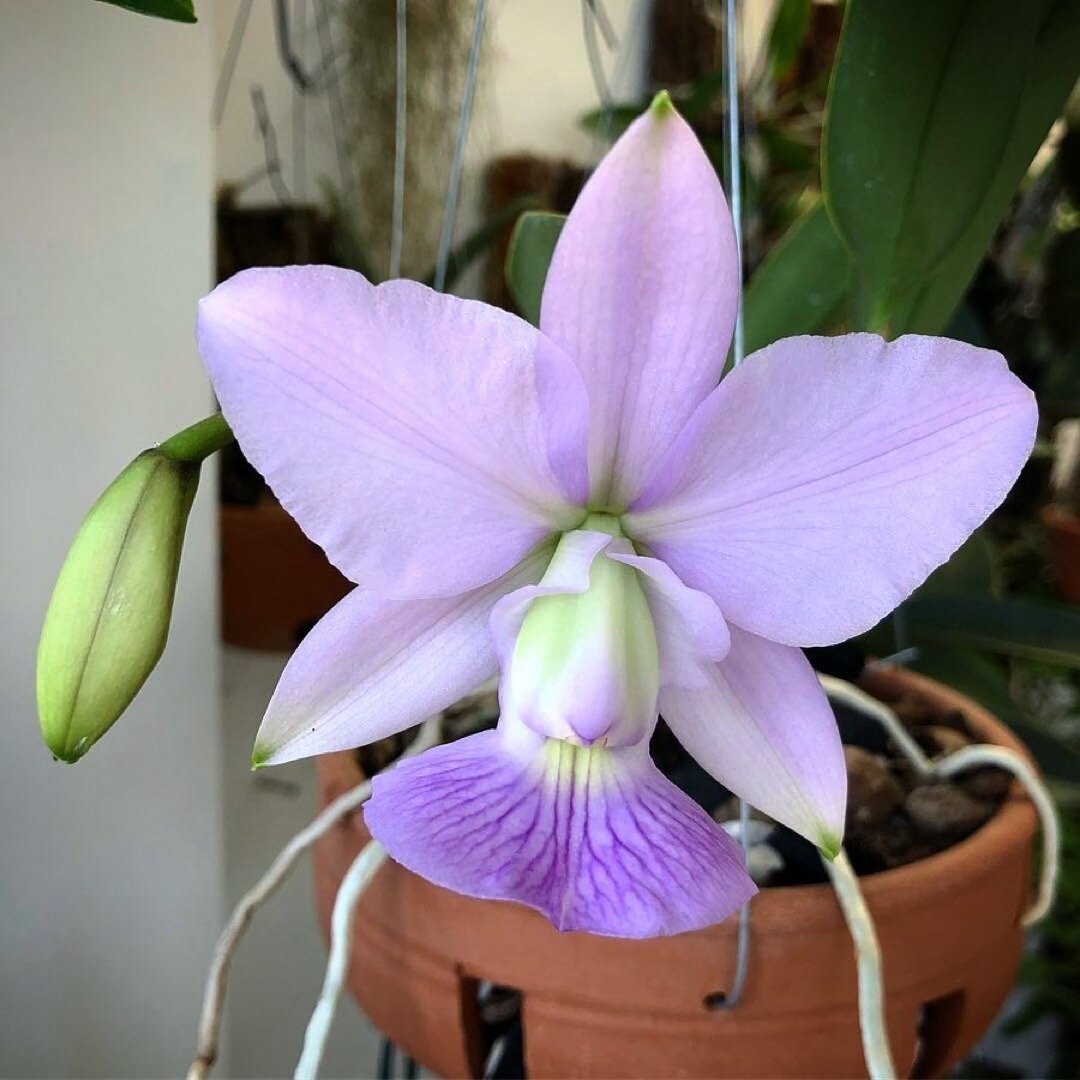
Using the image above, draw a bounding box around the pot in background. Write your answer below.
[1042,503,1080,604]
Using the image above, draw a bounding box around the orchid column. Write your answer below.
[197,93,1036,938]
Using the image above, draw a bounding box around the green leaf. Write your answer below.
[911,646,1080,782]
[578,104,645,144]
[902,0,1080,333]
[742,202,851,354]
[768,0,812,80]
[903,597,1080,668]
[919,530,1000,597]
[823,0,1042,329]
[505,211,565,326]
[37,451,200,762]
[96,0,196,22]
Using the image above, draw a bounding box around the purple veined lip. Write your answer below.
[197,95,1038,937]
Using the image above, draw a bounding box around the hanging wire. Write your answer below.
[725,0,746,368]
[213,0,254,127]
[581,0,614,115]
[292,0,308,202]
[315,0,352,203]
[433,0,488,292]
[584,0,618,49]
[389,0,408,278]
[717,0,753,1012]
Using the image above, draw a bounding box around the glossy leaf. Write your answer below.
[901,0,1080,333]
[505,211,565,326]
[768,0,812,80]
[903,597,1080,668]
[96,0,196,22]
[743,202,851,354]
[578,104,645,144]
[824,0,1042,328]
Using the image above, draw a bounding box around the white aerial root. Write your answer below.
[935,744,1060,927]
[186,717,441,1080]
[818,672,933,779]
[294,840,388,1079]
[817,670,1061,1079]
[823,848,897,1080]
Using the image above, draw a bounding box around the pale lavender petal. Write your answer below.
[540,100,739,509]
[608,551,730,688]
[629,334,1038,645]
[199,267,589,599]
[660,625,846,853]
[366,729,755,938]
[252,546,553,766]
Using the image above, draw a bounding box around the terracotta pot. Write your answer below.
[219,498,350,650]
[313,668,1037,1079]
[1042,503,1080,604]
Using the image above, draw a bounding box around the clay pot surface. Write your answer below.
[219,498,350,650]
[313,667,1037,1079]
[1042,503,1080,603]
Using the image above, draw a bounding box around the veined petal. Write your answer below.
[199,267,589,599]
[607,551,730,688]
[253,546,553,766]
[660,626,846,854]
[365,729,755,938]
[540,98,739,509]
[629,334,1038,645]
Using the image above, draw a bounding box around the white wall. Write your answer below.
[0,4,224,1077]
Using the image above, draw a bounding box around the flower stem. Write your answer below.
[159,413,234,465]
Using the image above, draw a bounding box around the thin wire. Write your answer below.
[725,0,746,367]
[292,0,308,202]
[433,0,488,292]
[389,0,408,279]
[581,0,613,114]
[213,0,254,127]
[584,0,618,49]
[315,0,352,204]
[717,0,752,1013]
[251,86,292,205]
[718,798,753,1009]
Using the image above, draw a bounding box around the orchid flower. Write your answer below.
[197,95,1036,938]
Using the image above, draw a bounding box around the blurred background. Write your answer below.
[3,1,1079,1077]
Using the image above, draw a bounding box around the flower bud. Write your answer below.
[37,449,201,762]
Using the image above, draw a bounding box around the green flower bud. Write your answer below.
[37,449,201,762]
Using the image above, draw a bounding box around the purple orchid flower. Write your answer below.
[197,96,1036,938]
